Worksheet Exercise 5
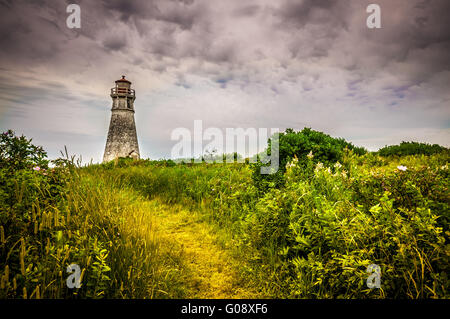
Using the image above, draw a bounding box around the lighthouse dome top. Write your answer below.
[115,75,131,84]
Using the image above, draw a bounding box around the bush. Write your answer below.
[251,128,366,191]
[0,130,48,171]
[2,129,448,299]
[0,132,188,299]
[378,141,448,157]
[244,151,449,298]
[0,131,74,298]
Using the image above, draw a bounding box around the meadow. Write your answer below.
[0,129,448,298]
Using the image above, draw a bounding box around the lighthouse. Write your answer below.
[103,76,140,162]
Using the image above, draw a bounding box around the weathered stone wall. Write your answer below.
[103,108,140,162]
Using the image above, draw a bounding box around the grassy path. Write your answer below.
[147,199,259,298]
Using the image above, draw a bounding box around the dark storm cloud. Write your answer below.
[232,4,260,17]
[275,0,350,28]
[0,1,446,97]
[103,0,160,22]
[103,0,204,30]
[0,0,448,72]
[353,0,450,91]
[102,36,128,51]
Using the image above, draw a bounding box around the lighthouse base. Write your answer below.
[103,109,140,162]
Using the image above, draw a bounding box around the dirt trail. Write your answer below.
[149,200,258,298]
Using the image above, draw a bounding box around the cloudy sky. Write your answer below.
[0,0,449,162]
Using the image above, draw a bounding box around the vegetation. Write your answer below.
[0,130,448,299]
[251,128,367,191]
[378,141,448,157]
[0,134,188,298]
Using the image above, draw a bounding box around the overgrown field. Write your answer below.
[1,129,449,298]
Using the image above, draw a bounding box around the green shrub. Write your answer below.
[251,128,366,191]
[0,130,48,171]
[378,141,448,157]
[0,131,74,298]
[2,129,448,299]
[0,132,185,299]
[244,151,449,298]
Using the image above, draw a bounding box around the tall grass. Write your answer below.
[1,161,189,298]
[1,149,449,299]
[80,152,449,299]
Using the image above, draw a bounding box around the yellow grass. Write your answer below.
[147,198,259,298]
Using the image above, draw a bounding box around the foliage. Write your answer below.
[1,129,448,299]
[0,130,48,171]
[251,128,367,191]
[0,132,186,299]
[378,141,448,157]
[244,151,449,298]
[89,150,449,298]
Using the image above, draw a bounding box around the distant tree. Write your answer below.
[252,128,367,191]
[377,141,448,157]
[0,129,48,170]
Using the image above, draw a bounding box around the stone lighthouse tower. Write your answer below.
[103,76,140,162]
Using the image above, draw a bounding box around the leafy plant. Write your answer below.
[0,130,48,170]
[251,128,367,191]
[378,141,448,157]
[1,129,448,299]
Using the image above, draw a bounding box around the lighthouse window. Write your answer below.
[127,99,131,109]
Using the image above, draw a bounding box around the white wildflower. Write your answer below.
[397,165,407,171]
[307,151,314,159]
[286,162,294,169]
[314,162,324,173]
